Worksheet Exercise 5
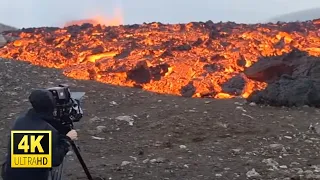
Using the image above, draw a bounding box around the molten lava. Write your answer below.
[1,19,320,99]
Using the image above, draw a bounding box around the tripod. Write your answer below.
[67,139,93,180]
[50,128,93,180]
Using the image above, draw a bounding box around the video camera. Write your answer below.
[46,85,93,180]
[46,84,85,133]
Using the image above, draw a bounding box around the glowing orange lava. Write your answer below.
[1,19,320,99]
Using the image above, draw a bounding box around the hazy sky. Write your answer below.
[0,0,320,28]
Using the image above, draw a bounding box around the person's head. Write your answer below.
[28,89,56,114]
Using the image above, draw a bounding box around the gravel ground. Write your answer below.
[1,58,320,180]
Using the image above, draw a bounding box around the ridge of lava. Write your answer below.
[0,19,320,99]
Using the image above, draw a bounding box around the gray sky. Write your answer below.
[0,0,320,28]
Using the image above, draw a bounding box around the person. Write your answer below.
[1,89,78,180]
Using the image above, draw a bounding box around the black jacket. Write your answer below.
[2,89,70,180]
[2,109,70,180]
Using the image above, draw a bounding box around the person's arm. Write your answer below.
[50,128,70,167]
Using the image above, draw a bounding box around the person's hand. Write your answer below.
[66,129,78,140]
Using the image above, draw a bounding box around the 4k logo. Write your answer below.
[11,130,52,168]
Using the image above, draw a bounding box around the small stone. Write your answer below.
[121,161,131,166]
[235,106,246,112]
[262,158,279,169]
[311,165,320,172]
[290,162,300,166]
[304,140,313,143]
[269,143,284,150]
[109,101,118,106]
[234,102,243,105]
[293,168,304,174]
[284,136,292,139]
[91,136,105,140]
[246,168,260,177]
[115,115,134,126]
[150,159,157,163]
[179,145,187,149]
[66,151,73,156]
[129,156,137,161]
[215,174,222,177]
[89,116,100,122]
[150,157,165,163]
[304,170,313,175]
[142,159,149,163]
[279,165,288,169]
[249,102,256,106]
[96,126,107,133]
[231,148,242,154]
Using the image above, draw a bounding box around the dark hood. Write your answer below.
[28,89,55,115]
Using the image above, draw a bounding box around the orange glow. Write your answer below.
[0,20,319,99]
[64,8,123,27]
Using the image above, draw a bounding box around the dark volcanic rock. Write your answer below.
[244,49,308,83]
[221,74,245,96]
[293,59,320,78]
[246,49,320,107]
[247,75,320,107]
[126,61,170,84]
[127,61,152,84]
[244,58,293,83]
[180,81,196,97]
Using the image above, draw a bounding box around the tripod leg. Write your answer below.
[69,140,93,180]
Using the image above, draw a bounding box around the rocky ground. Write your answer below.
[2,58,320,180]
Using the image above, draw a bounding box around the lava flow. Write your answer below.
[0,19,320,99]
